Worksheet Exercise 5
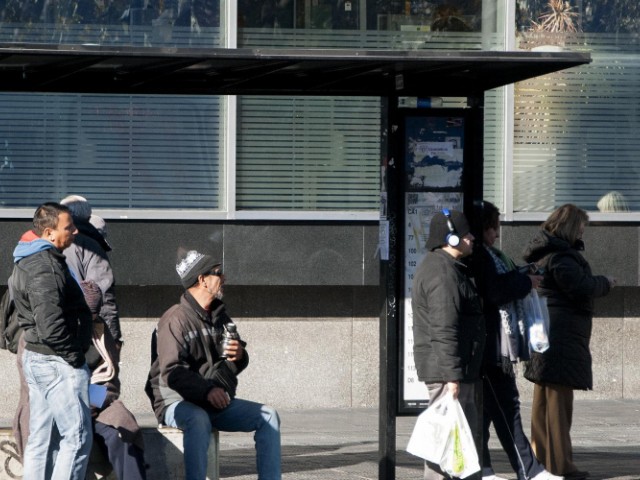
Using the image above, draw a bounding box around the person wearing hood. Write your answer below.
[412,209,485,480]
[60,194,123,347]
[10,202,93,480]
[522,204,616,480]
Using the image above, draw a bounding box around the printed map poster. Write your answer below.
[401,191,463,409]
[405,116,464,191]
[399,111,466,413]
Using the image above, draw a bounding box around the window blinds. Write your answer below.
[236,29,504,212]
[236,95,381,210]
[0,93,222,210]
[514,34,640,213]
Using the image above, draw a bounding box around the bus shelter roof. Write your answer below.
[0,44,590,96]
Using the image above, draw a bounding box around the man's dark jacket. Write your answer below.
[146,293,249,423]
[523,230,610,390]
[11,240,93,368]
[411,248,485,384]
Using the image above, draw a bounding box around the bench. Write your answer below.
[0,427,219,480]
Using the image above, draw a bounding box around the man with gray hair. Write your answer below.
[60,194,123,346]
[146,250,281,480]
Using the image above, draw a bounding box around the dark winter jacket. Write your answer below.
[146,292,249,423]
[411,249,485,384]
[11,235,93,368]
[522,230,611,390]
[63,218,122,342]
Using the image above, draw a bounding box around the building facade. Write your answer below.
[0,1,639,416]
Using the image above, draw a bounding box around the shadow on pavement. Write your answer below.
[221,445,640,480]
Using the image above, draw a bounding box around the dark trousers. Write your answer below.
[483,366,544,480]
[94,421,147,480]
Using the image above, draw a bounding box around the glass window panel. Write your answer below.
[238,0,505,50]
[0,93,223,210]
[236,96,380,211]
[0,0,221,47]
[514,1,640,213]
[237,2,506,212]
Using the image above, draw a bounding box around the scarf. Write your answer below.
[91,322,117,384]
[485,245,530,375]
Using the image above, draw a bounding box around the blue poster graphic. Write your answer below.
[404,116,464,191]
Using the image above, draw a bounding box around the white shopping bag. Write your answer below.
[406,392,480,479]
[439,397,481,479]
[406,393,453,463]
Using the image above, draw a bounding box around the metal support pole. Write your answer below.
[379,95,401,480]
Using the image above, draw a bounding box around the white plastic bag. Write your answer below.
[406,393,452,463]
[439,399,480,479]
[406,393,480,479]
[524,290,550,353]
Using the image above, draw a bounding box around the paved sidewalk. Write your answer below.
[219,400,640,480]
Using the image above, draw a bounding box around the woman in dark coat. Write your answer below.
[523,204,615,480]
[474,201,560,480]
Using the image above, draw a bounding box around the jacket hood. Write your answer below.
[75,218,112,252]
[522,229,572,264]
[13,231,55,263]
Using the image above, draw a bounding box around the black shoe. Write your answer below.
[564,471,589,480]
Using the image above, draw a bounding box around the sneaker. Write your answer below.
[531,471,564,480]
[483,476,510,480]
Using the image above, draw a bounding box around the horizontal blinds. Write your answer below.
[0,93,222,209]
[0,24,220,49]
[482,88,506,208]
[236,28,504,212]
[236,96,381,210]
[514,33,640,212]
[240,29,498,50]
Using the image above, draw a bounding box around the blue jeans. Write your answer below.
[164,398,281,480]
[21,349,93,480]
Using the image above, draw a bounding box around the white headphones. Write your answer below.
[442,208,460,247]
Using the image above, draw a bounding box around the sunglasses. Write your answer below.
[210,268,224,277]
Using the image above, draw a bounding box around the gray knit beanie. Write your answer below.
[176,250,221,289]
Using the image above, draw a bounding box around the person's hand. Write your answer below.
[528,274,543,289]
[206,387,231,410]
[223,339,244,362]
[446,381,460,399]
[606,276,617,288]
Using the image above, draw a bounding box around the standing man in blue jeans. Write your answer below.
[10,202,94,479]
[146,250,281,480]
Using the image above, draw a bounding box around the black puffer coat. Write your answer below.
[12,248,92,368]
[522,230,611,390]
